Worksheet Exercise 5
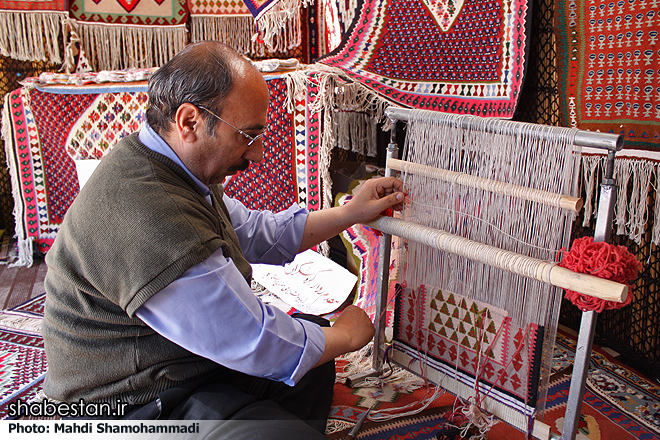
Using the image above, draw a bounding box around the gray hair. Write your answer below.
[146,42,239,136]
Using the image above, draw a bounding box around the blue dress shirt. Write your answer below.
[135,124,325,386]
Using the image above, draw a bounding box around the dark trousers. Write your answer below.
[121,314,334,440]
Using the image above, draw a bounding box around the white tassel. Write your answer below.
[613,159,632,237]
[653,164,660,246]
[624,159,654,244]
[581,155,601,227]
[190,15,268,58]
[0,11,66,63]
[76,21,187,71]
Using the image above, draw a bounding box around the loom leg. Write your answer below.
[559,310,598,440]
[347,231,393,389]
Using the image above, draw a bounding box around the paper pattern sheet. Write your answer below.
[251,250,357,315]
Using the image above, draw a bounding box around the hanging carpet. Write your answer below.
[187,0,268,58]
[318,0,530,117]
[556,0,660,149]
[68,0,189,71]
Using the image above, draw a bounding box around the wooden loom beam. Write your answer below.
[387,158,584,212]
[364,216,627,303]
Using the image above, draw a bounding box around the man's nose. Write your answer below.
[245,141,264,163]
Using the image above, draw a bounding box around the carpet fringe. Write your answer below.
[0,11,66,63]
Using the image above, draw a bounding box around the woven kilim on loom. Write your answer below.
[318,0,530,117]
[393,285,545,415]
[556,0,660,148]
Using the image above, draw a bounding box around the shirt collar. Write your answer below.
[139,123,211,198]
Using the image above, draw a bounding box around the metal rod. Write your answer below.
[560,148,618,440]
[347,118,399,388]
[384,107,624,152]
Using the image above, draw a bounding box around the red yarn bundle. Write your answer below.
[559,236,642,312]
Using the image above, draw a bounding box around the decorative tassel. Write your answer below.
[0,11,66,63]
[75,21,187,71]
[190,15,268,58]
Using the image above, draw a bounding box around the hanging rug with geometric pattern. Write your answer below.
[318,0,530,118]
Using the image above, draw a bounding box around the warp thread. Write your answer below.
[559,236,642,312]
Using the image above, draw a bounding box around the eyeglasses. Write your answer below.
[198,105,268,146]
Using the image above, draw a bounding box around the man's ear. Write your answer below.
[174,103,203,143]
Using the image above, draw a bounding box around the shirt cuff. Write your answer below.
[285,318,325,386]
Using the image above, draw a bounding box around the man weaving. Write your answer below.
[41,41,404,439]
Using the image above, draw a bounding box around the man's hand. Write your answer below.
[341,177,405,225]
[314,305,376,367]
[299,176,405,252]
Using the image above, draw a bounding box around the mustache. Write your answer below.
[228,160,250,173]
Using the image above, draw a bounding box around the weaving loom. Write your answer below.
[350,107,627,440]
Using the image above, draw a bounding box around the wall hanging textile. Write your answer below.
[243,0,309,52]
[187,0,268,58]
[556,0,659,150]
[0,0,67,64]
[556,0,660,247]
[68,0,188,71]
[318,0,530,118]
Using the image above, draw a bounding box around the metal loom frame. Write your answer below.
[347,107,624,440]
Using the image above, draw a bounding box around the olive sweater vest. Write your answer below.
[43,133,252,405]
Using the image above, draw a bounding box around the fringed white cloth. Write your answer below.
[74,21,187,71]
[189,15,268,59]
[0,11,67,63]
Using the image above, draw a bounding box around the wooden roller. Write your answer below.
[364,215,627,303]
[388,158,584,213]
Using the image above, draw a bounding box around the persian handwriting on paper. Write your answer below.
[251,250,358,315]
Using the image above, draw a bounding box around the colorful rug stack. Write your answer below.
[318,0,530,117]
[2,72,329,265]
[1,82,149,265]
[0,294,47,420]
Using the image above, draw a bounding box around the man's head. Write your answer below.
[146,41,270,185]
